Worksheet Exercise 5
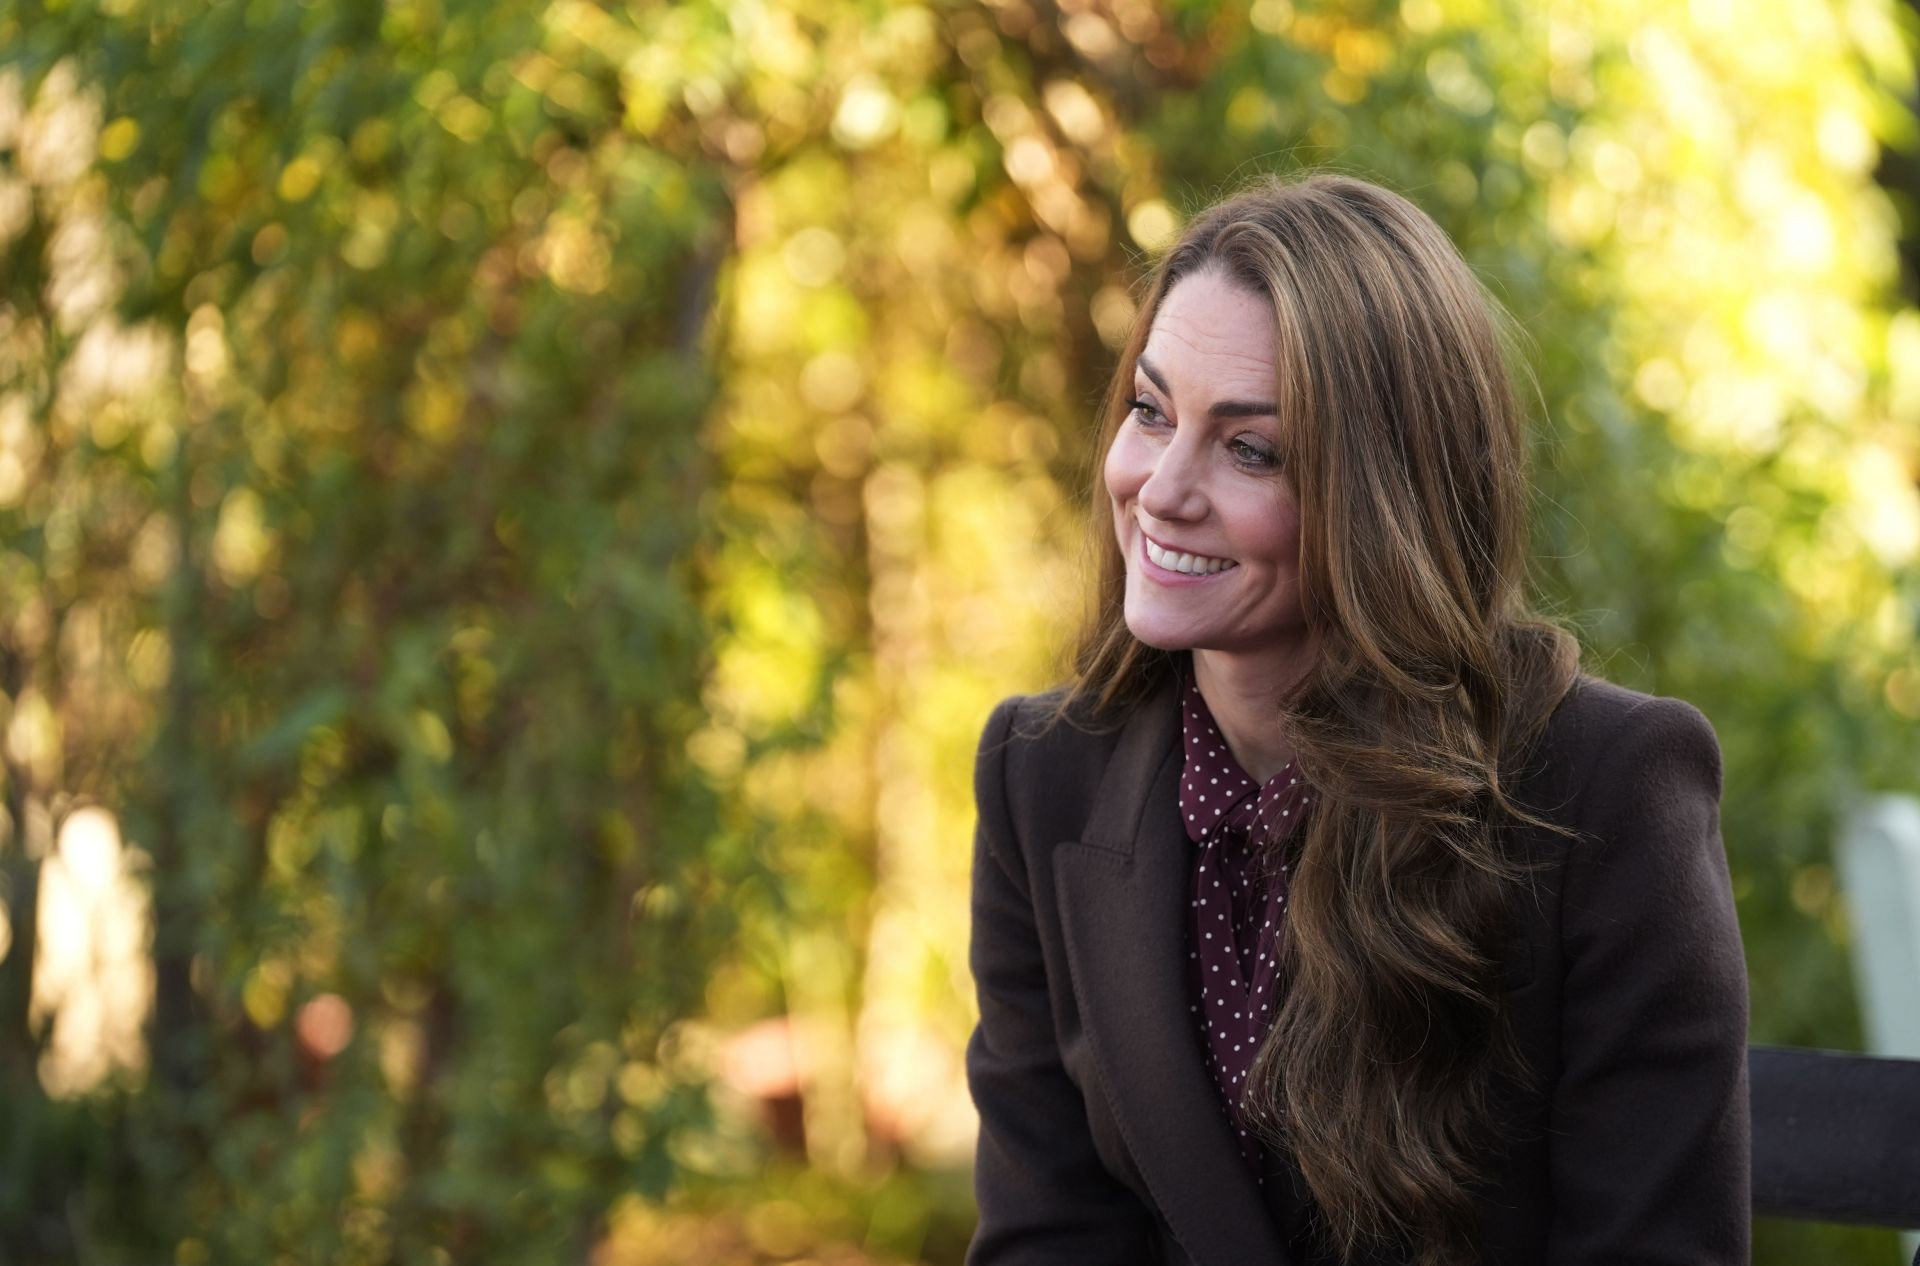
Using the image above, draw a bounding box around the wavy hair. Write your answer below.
[1052,172,1579,1265]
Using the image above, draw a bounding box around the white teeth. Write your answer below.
[1145,537,1237,575]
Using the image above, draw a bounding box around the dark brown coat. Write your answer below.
[964,673,1750,1264]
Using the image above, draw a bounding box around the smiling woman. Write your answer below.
[963,173,1750,1266]
[1104,270,1306,783]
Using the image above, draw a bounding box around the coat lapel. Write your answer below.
[1052,678,1296,1266]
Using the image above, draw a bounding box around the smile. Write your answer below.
[1143,534,1238,576]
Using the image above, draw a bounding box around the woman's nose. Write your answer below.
[1138,435,1207,522]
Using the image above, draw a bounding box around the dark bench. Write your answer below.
[1750,1045,1920,1262]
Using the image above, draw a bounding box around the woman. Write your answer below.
[964,173,1749,1266]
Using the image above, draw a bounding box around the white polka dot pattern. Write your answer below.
[1178,661,1313,1180]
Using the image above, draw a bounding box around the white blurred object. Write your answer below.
[1835,794,1920,1253]
[29,807,153,1098]
[1839,796,1920,1057]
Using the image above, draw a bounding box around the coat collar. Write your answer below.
[1051,674,1300,1266]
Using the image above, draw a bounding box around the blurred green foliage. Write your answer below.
[1,0,744,1258]
[0,0,1916,1262]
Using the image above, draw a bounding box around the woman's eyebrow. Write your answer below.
[1136,354,1277,419]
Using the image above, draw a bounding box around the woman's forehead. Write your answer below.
[1138,271,1279,397]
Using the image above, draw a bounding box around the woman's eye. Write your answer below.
[1232,438,1279,469]
[1128,398,1165,426]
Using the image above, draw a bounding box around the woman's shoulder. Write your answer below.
[1512,672,1728,833]
[1546,671,1720,756]
[1527,675,1744,1016]
[977,682,1125,776]
[1525,670,1724,828]
[974,681,1144,843]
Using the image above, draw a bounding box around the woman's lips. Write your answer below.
[1139,531,1237,585]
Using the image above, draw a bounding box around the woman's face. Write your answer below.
[1104,267,1306,664]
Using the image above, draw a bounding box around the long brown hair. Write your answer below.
[1055,172,1579,1265]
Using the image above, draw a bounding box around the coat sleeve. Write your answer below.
[1547,696,1751,1263]
[964,697,1159,1265]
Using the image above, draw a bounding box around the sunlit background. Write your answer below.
[2,0,1918,1262]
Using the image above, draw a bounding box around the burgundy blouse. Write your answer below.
[1179,661,1313,1179]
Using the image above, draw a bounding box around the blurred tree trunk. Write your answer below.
[0,644,40,1086]
[146,431,200,1105]
[1878,0,1920,302]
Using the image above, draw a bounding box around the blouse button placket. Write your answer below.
[1178,664,1311,1174]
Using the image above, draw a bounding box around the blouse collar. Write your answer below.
[1176,658,1313,848]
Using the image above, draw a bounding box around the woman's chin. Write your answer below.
[1122,606,1200,653]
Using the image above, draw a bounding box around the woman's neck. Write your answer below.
[1190,641,1315,784]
